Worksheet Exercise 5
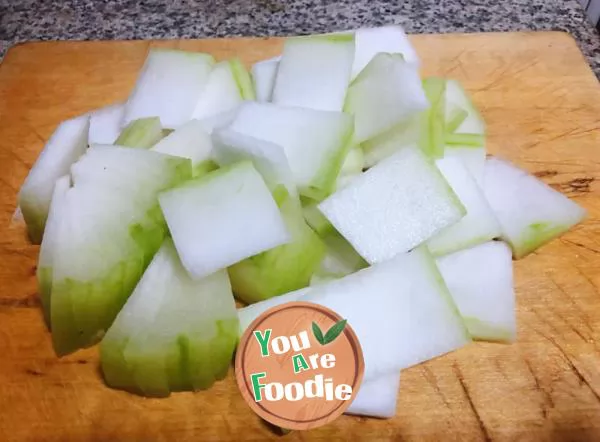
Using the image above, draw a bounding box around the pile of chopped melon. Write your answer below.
[19,26,585,418]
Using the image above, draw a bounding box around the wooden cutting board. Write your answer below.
[1,31,600,442]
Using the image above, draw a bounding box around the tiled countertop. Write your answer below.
[1,0,599,78]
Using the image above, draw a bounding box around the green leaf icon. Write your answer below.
[312,322,325,345]
[323,319,347,344]
[312,319,348,345]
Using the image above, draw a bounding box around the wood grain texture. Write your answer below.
[0,32,599,442]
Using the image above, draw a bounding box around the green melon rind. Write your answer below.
[421,246,471,340]
[115,117,164,148]
[67,163,191,349]
[51,158,192,355]
[428,233,498,258]
[513,222,573,259]
[300,120,355,201]
[445,132,485,147]
[419,77,446,159]
[102,319,238,397]
[228,187,326,303]
[193,159,219,177]
[100,238,238,396]
[302,204,334,236]
[445,108,468,134]
[444,79,486,135]
[230,58,256,100]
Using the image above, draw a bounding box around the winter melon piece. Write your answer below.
[345,53,427,144]
[123,49,215,129]
[272,34,355,112]
[351,25,419,79]
[101,239,238,396]
[158,161,291,280]
[50,147,192,355]
[483,157,586,258]
[37,175,71,328]
[427,157,502,256]
[437,241,516,342]
[19,114,89,243]
[319,147,465,264]
[229,102,354,200]
[152,119,216,176]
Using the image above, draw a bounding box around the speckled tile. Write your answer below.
[1,0,599,78]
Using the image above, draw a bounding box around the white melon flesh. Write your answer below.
[483,157,586,258]
[361,116,420,168]
[212,128,296,197]
[123,49,215,129]
[191,59,253,120]
[427,157,502,256]
[346,373,401,418]
[351,25,419,79]
[212,129,325,303]
[272,34,355,112]
[345,53,428,144]
[240,246,470,381]
[72,145,190,192]
[151,119,216,176]
[252,58,280,102]
[37,175,71,327]
[19,114,89,243]
[159,161,291,280]
[304,247,470,380]
[197,108,240,134]
[444,144,486,186]
[50,148,192,356]
[101,238,238,396]
[445,79,485,135]
[88,103,124,145]
[437,241,516,342]
[319,147,465,264]
[237,287,310,332]
[229,102,353,200]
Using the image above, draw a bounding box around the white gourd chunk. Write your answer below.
[191,59,253,120]
[444,144,486,186]
[101,239,238,396]
[437,241,516,342]
[158,161,291,280]
[88,103,125,145]
[252,57,280,102]
[344,53,428,144]
[151,119,216,176]
[51,147,192,355]
[352,25,419,79]
[427,157,502,256]
[228,102,353,200]
[272,34,355,112]
[240,247,471,381]
[319,147,465,264]
[19,114,89,243]
[483,157,586,258]
[123,49,215,129]
[346,373,401,418]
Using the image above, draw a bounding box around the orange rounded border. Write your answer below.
[235,301,365,431]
